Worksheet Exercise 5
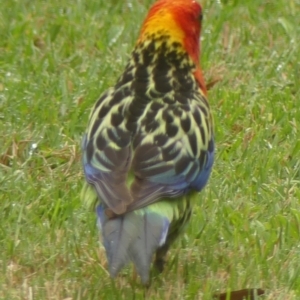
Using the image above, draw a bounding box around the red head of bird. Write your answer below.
[138,0,206,94]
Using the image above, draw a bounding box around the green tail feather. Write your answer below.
[81,181,98,211]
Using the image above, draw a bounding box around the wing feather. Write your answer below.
[128,91,214,211]
[83,62,214,215]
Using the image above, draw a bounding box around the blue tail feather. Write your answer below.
[96,205,170,283]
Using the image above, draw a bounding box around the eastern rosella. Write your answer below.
[82,0,214,284]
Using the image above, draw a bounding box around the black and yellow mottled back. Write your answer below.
[83,34,214,216]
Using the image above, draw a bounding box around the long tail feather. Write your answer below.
[130,213,169,283]
[96,205,170,284]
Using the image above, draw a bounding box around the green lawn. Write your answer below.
[1,0,299,299]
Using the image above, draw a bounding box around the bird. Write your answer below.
[81,0,214,284]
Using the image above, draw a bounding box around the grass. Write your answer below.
[0,0,299,299]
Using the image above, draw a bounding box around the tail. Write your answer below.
[96,204,170,284]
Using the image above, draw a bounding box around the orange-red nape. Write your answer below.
[138,0,207,95]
